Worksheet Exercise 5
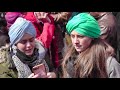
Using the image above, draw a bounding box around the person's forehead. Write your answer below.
[21,33,34,40]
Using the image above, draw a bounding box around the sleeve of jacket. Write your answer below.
[106,56,120,78]
[0,47,18,78]
[98,14,117,40]
[36,16,55,49]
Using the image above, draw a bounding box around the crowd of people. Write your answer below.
[0,12,120,78]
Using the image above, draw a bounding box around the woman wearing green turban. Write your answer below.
[62,13,120,78]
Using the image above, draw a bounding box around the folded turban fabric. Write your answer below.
[9,17,36,46]
[66,13,101,38]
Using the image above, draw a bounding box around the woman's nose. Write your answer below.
[74,37,79,44]
[26,41,31,47]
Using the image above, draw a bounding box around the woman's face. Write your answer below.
[16,33,35,56]
[71,30,93,53]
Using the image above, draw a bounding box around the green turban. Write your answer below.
[66,13,101,38]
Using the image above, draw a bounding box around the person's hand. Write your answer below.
[46,72,56,78]
[28,73,47,78]
[28,73,35,78]
[28,72,56,78]
[28,64,48,78]
[34,12,51,23]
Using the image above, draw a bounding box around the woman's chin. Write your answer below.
[25,51,33,56]
[76,49,82,52]
[75,48,84,53]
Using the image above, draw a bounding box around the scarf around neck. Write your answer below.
[16,48,38,67]
[11,46,49,78]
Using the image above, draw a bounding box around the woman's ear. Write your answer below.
[90,38,95,44]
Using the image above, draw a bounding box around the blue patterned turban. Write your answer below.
[9,17,36,46]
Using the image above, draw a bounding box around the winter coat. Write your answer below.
[0,45,17,78]
[97,12,117,53]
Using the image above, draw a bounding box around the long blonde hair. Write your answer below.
[62,38,114,78]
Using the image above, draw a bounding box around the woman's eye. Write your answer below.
[29,38,35,42]
[77,35,84,38]
[71,35,75,38]
[20,40,26,44]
